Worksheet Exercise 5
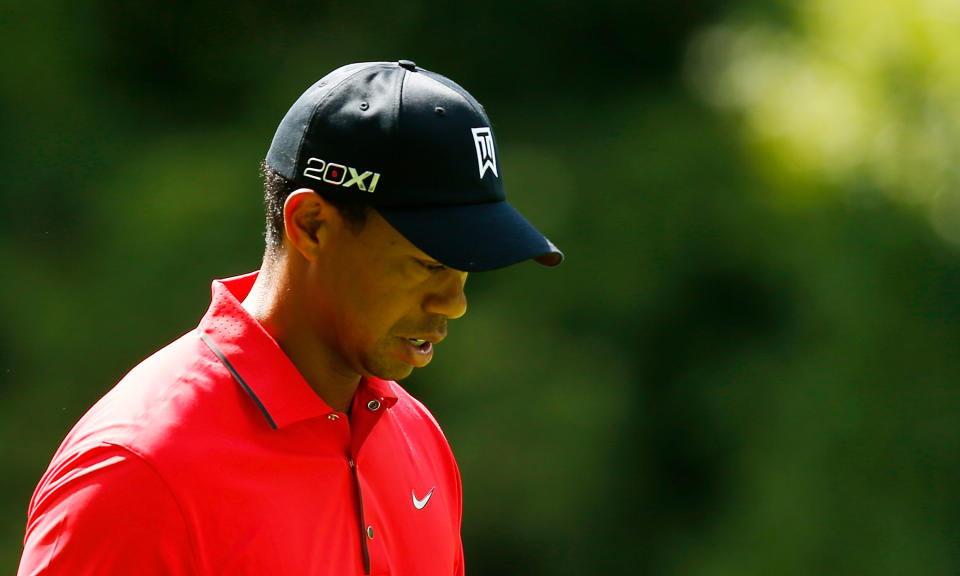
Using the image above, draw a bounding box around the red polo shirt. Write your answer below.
[18,273,464,576]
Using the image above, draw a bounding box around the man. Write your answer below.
[17,60,562,575]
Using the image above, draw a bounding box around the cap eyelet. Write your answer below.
[367,399,381,411]
[434,106,446,116]
[359,101,369,111]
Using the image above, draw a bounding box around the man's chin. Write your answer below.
[363,360,416,382]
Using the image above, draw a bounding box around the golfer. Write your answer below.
[17,60,562,575]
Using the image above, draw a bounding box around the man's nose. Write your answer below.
[423,269,468,319]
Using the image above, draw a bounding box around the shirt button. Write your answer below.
[366,525,375,539]
[367,399,381,411]
[327,413,340,421]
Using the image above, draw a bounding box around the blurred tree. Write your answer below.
[687,0,960,244]
[3,0,960,574]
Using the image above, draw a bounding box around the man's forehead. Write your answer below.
[352,209,429,258]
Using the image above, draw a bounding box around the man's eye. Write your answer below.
[420,260,447,271]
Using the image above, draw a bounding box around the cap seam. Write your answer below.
[395,66,407,162]
[422,70,488,121]
[294,62,394,178]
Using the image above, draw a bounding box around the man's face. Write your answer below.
[310,208,468,381]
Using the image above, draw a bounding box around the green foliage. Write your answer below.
[688,0,960,242]
[2,1,959,574]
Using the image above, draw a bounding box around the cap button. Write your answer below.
[398,59,417,71]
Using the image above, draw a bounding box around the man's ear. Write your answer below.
[283,189,341,261]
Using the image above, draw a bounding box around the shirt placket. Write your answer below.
[348,389,390,575]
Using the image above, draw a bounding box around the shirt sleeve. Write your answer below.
[454,542,464,576]
[18,443,198,576]
[452,451,464,576]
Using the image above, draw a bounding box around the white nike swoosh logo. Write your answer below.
[412,487,435,510]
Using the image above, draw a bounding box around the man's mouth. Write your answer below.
[401,337,435,367]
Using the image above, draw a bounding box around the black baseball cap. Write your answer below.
[266,60,563,272]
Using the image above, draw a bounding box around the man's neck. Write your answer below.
[242,264,361,414]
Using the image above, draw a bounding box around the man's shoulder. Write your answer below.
[381,379,435,419]
[55,329,232,462]
[378,379,455,448]
[27,329,231,526]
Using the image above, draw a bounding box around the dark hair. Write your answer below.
[260,161,371,251]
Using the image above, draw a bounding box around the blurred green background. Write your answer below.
[3,0,960,574]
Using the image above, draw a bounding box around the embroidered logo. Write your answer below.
[303,157,381,193]
[412,487,435,510]
[471,127,498,179]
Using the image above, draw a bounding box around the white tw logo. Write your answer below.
[303,157,381,193]
[471,127,498,179]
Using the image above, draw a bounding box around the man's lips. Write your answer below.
[404,335,442,353]
[401,337,435,367]
[401,330,446,348]
[396,321,447,367]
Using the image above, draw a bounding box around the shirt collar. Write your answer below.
[197,272,398,429]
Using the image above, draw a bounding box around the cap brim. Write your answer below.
[377,200,563,272]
